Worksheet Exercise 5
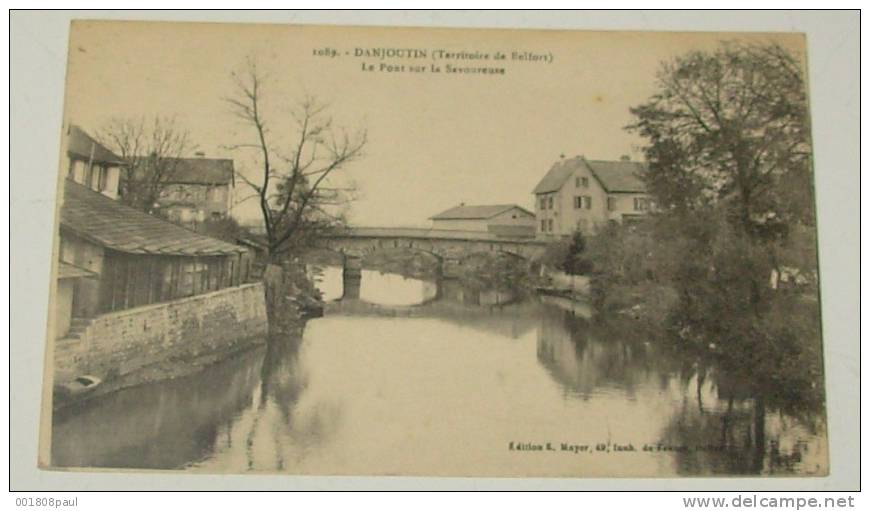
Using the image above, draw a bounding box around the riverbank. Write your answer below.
[53,265,324,411]
[53,337,267,411]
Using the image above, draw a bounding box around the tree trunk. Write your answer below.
[262,258,302,335]
[752,396,766,473]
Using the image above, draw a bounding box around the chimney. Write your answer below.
[195,151,206,158]
[620,154,631,161]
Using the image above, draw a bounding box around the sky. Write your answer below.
[63,21,805,227]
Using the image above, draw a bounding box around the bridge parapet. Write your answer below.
[326,226,548,245]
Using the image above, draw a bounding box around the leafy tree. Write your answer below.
[628,41,816,310]
[622,42,823,425]
[541,230,594,276]
[586,220,664,313]
[629,42,813,237]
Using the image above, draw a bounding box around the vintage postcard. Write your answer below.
[39,20,827,478]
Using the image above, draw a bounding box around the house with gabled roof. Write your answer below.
[532,155,653,236]
[65,124,127,200]
[429,203,536,236]
[150,154,235,226]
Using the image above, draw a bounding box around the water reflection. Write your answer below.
[308,265,439,306]
[308,265,343,302]
[51,268,826,476]
[51,348,264,469]
[536,307,655,400]
[359,269,438,306]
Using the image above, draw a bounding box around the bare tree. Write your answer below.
[98,116,195,213]
[225,59,367,261]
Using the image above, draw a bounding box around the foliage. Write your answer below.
[540,239,570,271]
[586,219,672,314]
[563,230,594,275]
[457,254,532,294]
[225,58,367,260]
[541,230,594,275]
[195,216,247,243]
[98,116,195,213]
[602,41,824,419]
[662,215,824,416]
[628,42,814,236]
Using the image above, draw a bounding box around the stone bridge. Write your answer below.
[314,226,549,279]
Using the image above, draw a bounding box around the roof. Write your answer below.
[160,157,234,185]
[532,156,647,194]
[60,180,246,256]
[430,204,534,220]
[66,125,125,166]
[328,226,548,245]
[234,231,269,250]
[57,261,98,280]
[532,158,578,194]
[585,160,647,193]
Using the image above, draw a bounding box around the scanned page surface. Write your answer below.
[41,21,826,477]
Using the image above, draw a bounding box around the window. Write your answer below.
[540,219,547,232]
[99,166,110,192]
[584,196,592,210]
[540,197,547,210]
[607,197,616,211]
[59,237,72,264]
[574,196,582,209]
[208,186,227,203]
[84,164,96,190]
[634,197,650,211]
[180,208,195,223]
[179,261,194,296]
[581,177,589,187]
[71,159,86,184]
[91,166,104,191]
[547,219,554,232]
[547,196,554,209]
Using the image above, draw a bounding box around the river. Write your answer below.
[50,266,827,476]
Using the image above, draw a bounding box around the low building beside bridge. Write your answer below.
[429,203,536,237]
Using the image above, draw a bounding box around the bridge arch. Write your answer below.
[316,227,549,280]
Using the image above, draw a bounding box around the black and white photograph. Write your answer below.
[30,17,837,480]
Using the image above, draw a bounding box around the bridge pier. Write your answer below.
[342,255,362,300]
[441,257,462,279]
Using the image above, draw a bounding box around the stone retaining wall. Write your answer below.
[54,283,268,384]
